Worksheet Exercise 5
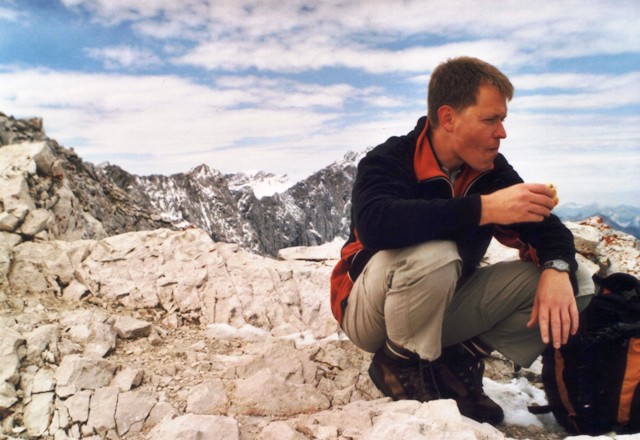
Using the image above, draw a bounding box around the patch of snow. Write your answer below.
[485,377,556,429]
[229,170,293,198]
[204,323,271,342]
[277,236,345,261]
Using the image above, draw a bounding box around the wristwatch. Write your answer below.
[541,259,570,273]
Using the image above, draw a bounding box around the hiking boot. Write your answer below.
[434,341,504,425]
[368,343,440,402]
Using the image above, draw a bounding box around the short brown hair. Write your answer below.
[427,57,514,127]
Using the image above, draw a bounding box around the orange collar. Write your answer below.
[414,121,447,182]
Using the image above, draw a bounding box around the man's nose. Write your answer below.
[495,122,507,139]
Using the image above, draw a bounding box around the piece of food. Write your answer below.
[546,183,559,207]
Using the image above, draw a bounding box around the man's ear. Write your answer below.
[437,106,455,132]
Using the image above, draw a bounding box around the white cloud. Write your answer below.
[173,37,520,75]
[513,72,640,94]
[60,0,196,25]
[85,46,163,70]
[0,6,18,21]
[60,0,640,75]
[0,0,29,22]
[510,77,640,112]
[501,111,640,206]
[0,67,394,177]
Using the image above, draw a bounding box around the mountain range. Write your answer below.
[98,150,362,256]
[554,203,640,240]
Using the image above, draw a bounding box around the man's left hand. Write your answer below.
[526,269,579,348]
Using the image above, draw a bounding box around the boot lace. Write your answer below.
[458,358,486,399]
[392,360,440,400]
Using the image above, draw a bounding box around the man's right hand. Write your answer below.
[480,183,556,225]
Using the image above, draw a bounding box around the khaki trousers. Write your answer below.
[341,240,595,367]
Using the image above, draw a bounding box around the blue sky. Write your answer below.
[1,0,639,206]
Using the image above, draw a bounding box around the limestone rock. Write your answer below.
[0,230,21,247]
[31,140,58,176]
[0,173,36,212]
[566,220,602,256]
[63,389,92,423]
[110,366,144,392]
[50,400,71,433]
[0,118,167,244]
[19,208,52,237]
[363,399,504,439]
[62,279,89,302]
[24,391,55,437]
[115,390,157,435]
[147,414,240,440]
[0,112,46,145]
[0,380,18,411]
[144,401,178,429]
[111,315,152,339]
[261,421,307,440]
[84,321,117,358]
[0,327,25,387]
[55,355,117,390]
[232,368,330,417]
[186,379,228,414]
[9,240,79,295]
[32,367,56,393]
[86,386,118,436]
[25,323,61,363]
[235,339,317,385]
[0,211,22,232]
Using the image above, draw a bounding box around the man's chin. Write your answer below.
[469,162,495,173]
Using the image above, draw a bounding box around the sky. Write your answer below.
[1,0,639,207]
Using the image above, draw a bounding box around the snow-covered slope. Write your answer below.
[227,170,293,198]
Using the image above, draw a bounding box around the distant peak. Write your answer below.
[228,170,292,198]
[189,163,223,179]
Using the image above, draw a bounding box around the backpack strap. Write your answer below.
[618,338,640,426]
[552,349,581,432]
[528,404,552,414]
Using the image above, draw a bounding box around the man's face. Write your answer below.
[449,85,508,172]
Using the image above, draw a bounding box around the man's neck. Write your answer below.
[428,127,462,172]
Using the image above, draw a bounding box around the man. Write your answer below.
[330,56,594,425]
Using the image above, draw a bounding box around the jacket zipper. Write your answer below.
[461,171,490,197]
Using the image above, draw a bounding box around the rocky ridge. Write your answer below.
[99,151,358,256]
[1,111,639,439]
[0,112,171,244]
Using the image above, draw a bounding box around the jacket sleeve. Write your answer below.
[509,216,578,271]
[490,157,578,272]
[352,146,482,250]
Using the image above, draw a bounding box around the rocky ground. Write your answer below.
[2,224,636,440]
[0,239,562,440]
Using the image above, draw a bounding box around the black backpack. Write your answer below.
[529,272,640,435]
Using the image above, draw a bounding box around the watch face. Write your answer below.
[547,260,569,272]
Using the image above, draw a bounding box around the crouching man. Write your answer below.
[330,56,594,425]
